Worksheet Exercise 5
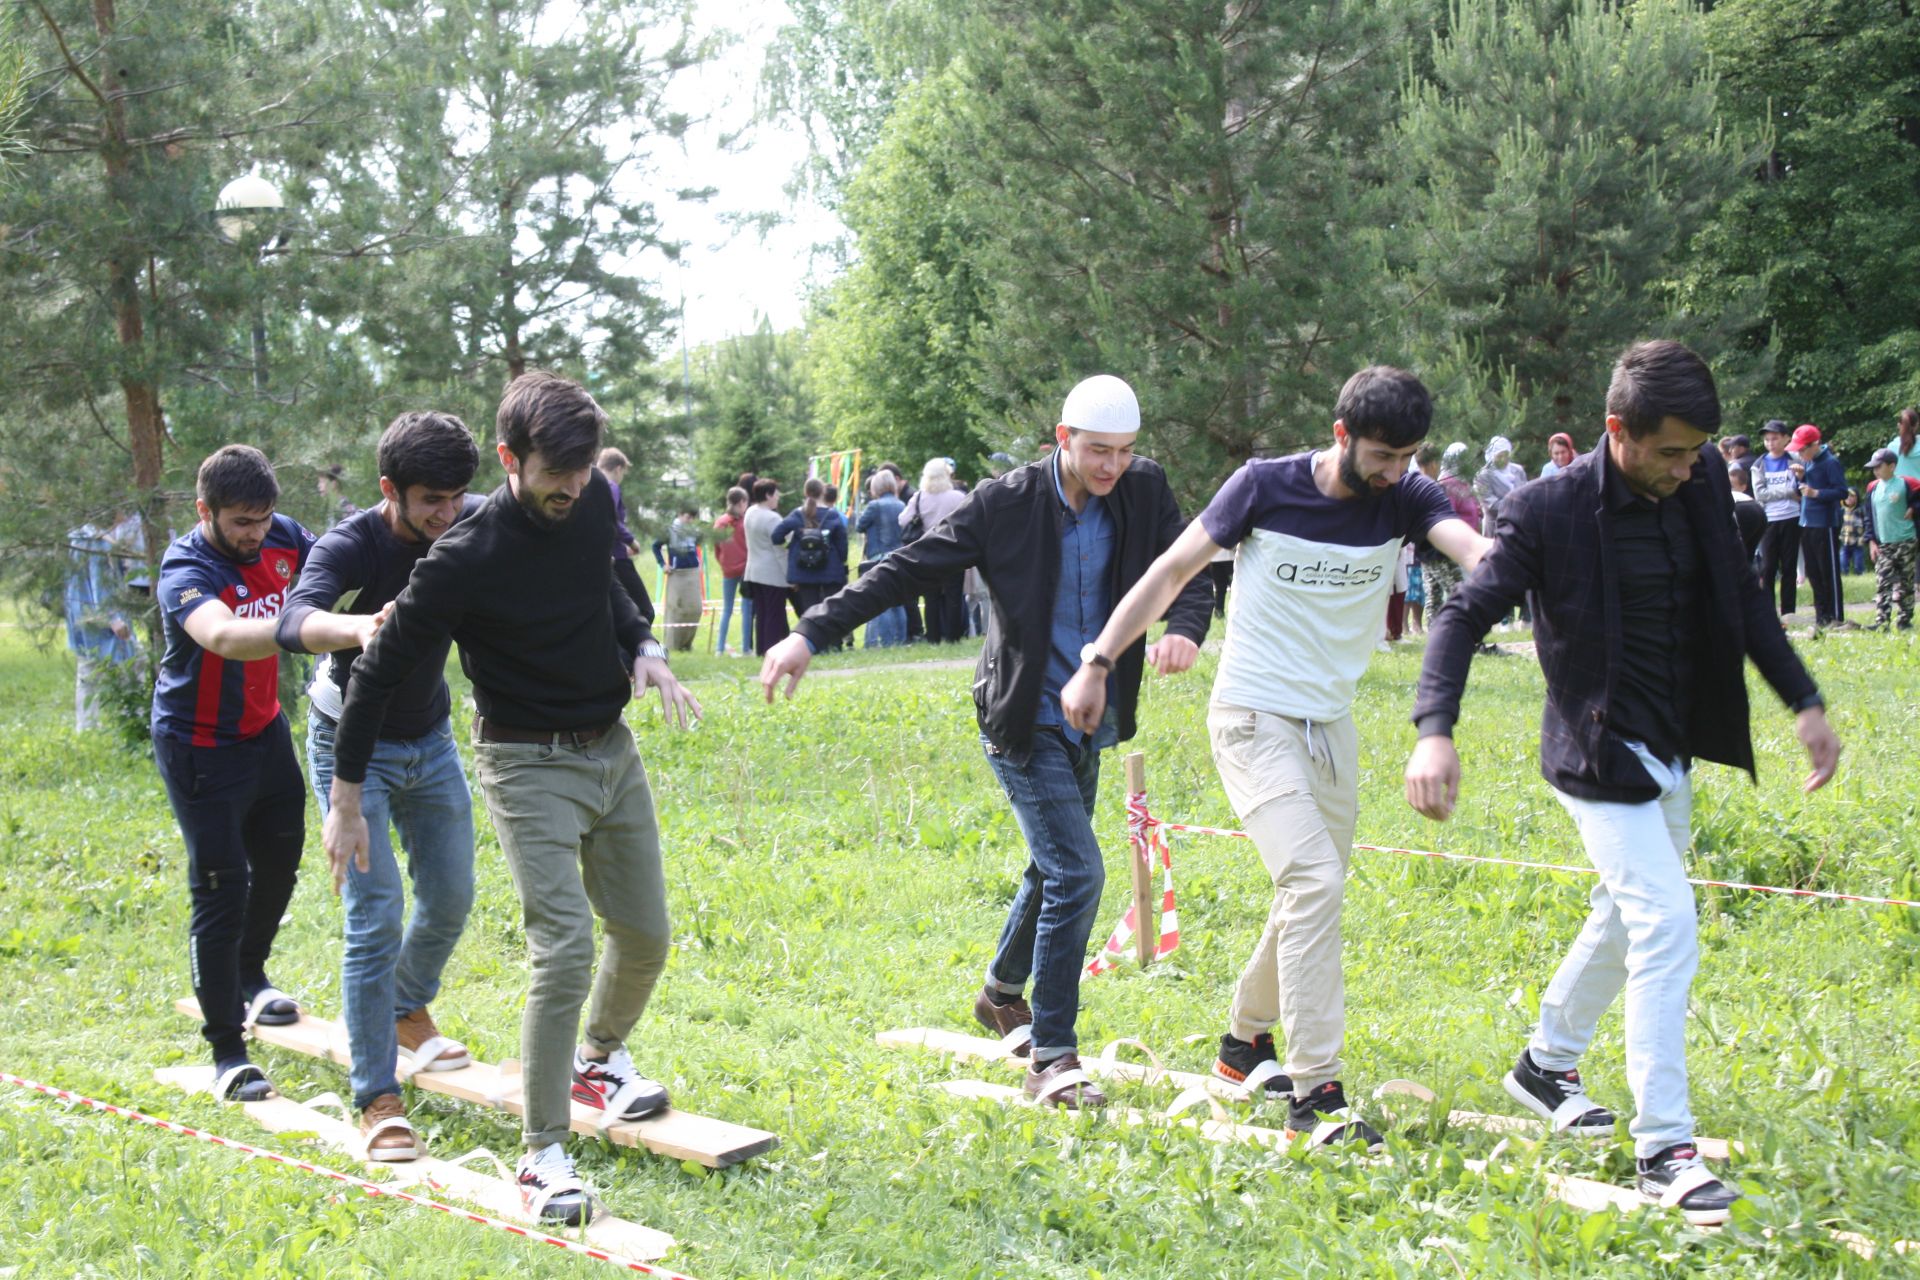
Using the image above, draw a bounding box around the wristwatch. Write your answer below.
[637,641,668,662]
[1078,643,1114,673]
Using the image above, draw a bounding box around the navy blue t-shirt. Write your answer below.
[277,497,485,739]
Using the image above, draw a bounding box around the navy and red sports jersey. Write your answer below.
[151,514,316,747]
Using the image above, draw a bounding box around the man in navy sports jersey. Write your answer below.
[153,445,358,1101]
[276,412,484,1160]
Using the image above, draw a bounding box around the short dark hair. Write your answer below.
[379,411,479,493]
[1606,341,1721,439]
[725,485,748,506]
[496,370,605,469]
[198,444,278,513]
[1335,366,1433,447]
[678,504,698,519]
[751,477,780,503]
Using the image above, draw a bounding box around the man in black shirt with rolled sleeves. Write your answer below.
[323,372,702,1226]
[1404,341,1840,1225]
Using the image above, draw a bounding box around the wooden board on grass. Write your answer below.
[178,997,779,1168]
[877,1027,1738,1160]
[153,1066,676,1261]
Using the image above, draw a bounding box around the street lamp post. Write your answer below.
[215,172,286,394]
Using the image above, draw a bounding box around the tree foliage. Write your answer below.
[1684,0,1920,454]
[1392,0,1764,452]
[690,320,815,503]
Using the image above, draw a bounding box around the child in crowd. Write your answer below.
[1839,488,1867,575]
[1402,541,1425,635]
[1865,448,1920,630]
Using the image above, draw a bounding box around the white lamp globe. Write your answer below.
[216,173,284,242]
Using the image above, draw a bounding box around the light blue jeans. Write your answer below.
[718,577,751,652]
[308,711,476,1110]
[1531,743,1697,1157]
[863,605,907,647]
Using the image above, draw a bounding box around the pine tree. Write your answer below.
[691,321,815,501]
[1392,0,1763,451]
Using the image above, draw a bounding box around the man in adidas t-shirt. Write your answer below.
[1061,366,1488,1145]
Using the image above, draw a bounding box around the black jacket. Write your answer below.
[794,454,1212,761]
[1414,442,1820,802]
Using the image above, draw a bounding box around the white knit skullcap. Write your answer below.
[1059,375,1141,437]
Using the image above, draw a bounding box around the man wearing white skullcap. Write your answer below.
[758,375,1214,1109]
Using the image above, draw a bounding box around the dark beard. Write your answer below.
[205,520,259,562]
[393,497,434,544]
[515,482,574,528]
[1338,447,1383,502]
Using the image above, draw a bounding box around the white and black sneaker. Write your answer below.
[1637,1142,1740,1225]
[1211,1032,1293,1099]
[516,1142,594,1226]
[571,1047,670,1122]
[1504,1050,1615,1139]
[1288,1081,1383,1150]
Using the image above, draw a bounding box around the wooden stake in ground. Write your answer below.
[1125,751,1153,968]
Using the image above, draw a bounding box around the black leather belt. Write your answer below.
[475,717,614,747]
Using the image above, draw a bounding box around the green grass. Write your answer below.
[2,604,1917,1278]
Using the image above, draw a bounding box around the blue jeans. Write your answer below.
[864,605,908,647]
[308,711,476,1109]
[1532,743,1697,1157]
[982,727,1111,1057]
[719,577,749,652]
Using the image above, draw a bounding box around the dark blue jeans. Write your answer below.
[983,728,1108,1057]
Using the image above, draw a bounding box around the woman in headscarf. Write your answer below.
[1425,443,1483,616]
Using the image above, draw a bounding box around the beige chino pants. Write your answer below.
[1208,705,1359,1095]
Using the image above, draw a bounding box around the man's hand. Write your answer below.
[758,633,814,703]
[1146,633,1200,676]
[1795,706,1841,794]
[1404,734,1462,821]
[349,605,391,650]
[109,618,131,642]
[1060,664,1108,736]
[1870,542,1879,564]
[322,780,370,894]
[634,656,703,729]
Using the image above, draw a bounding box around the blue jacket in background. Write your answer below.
[856,495,905,560]
[772,504,849,585]
[1798,449,1846,528]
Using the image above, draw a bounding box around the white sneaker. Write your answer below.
[516,1142,593,1225]
[571,1046,670,1121]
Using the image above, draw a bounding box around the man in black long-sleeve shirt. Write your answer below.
[323,372,702,1225]
[1404,341,1840,1225]
[276,411,486,1162]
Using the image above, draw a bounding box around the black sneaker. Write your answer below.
[212,1057,272,1103]
[1503,1050,1615,1139]
[1637,1142,1740,1225]
[1287,1081,1383,1150]
[1211,1033,1292,1098]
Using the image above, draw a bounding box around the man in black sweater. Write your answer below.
[760,375,1213,1109]
[323,372,701,1225]
[1405,341,1841,1225]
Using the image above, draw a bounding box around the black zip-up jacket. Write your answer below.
[1413,442,1820,802]
[793,455,1212,762]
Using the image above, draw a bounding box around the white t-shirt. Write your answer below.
[1200,452,1454,720]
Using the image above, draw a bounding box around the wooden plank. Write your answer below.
[153,1066,676,1261]
[1124,752,1153,968]
[877,1027,1739,1160]
[178,997,779,1169]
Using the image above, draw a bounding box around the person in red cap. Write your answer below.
[1790,424,1848,627]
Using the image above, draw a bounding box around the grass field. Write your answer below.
[1,598,1917,1278]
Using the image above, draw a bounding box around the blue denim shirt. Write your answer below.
[1033,453,1116,744]
[65,525,137,662]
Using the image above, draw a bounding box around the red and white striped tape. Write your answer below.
[1085,794,1181,976]
[0,1072,700,1280]
[1139,807,1920,910]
